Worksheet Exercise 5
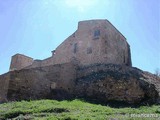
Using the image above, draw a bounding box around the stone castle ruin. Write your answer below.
[0,19,159,105]
[10,20,131,71]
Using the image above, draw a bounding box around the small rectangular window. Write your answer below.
[87,47,92,54]
[73,43,77,53]
[105,41,107,54]
[94,30,100,37]
[93,29,100,40]
[123,52,125,63]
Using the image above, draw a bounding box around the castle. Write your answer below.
[1,19,159,105]
[10,19,132,71]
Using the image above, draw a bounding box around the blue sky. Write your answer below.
[0,0,159,74]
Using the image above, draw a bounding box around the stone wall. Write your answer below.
[41,57,54,67]
[6,62,76,101]
[25,57,54,69]
[7,68,51,101]
[0,62,160,105]
[0,73,10,103]
[26,60,42,69]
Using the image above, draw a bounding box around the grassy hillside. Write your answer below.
[0,99,159,120]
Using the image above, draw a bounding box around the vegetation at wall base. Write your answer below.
[0,99,159,120]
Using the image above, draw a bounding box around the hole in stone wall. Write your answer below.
[105,41,107,54]
[73,43,78,53]
[93,29,100,40]
[124,54,125,63]
[87,47,92,54]
[94,30,100,37]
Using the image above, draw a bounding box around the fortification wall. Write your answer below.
[24,57,54,69]
[0,73,10,103]
[7,68,51,101]
[6,62,77,101]
[76,64,128,78]
[27,60,42,68]
[41,57,54,67]
[2,62,159,104]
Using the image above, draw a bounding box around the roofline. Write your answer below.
[106,20,127,40]
[78,19,127,40]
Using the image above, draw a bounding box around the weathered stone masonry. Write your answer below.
[0,19,159,105]
[3,63,160,105]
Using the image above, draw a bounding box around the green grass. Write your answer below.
[0,99,159,120]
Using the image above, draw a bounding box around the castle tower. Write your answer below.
[10,54,33,71]
[53,19,132,66]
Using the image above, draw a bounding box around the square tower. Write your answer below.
[10,54,33,71]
